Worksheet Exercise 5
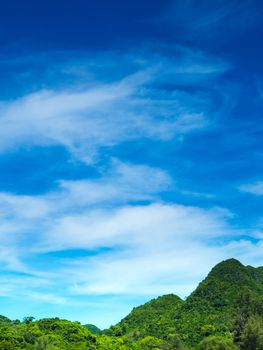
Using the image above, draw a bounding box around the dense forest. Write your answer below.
[1,259,263,349]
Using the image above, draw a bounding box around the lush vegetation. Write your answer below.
[0,317,178,349]
[109,259,263,348]
[2,259,263,349]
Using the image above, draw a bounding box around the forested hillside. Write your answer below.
[108,259,263,348]
[2,259,263,349]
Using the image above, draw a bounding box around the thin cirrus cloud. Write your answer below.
[0,161,171,263]
[0,159,243,301]
[1,201,241,298]
[240,181,263,195]
[0,49,229,163]
[42,203,234,252]
[35,202,252,301]
[0,167,249,301]
[164,0,260,38]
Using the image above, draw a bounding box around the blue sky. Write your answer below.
[0,0,263,328]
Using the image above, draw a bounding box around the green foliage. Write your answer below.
[0,317,98,350]
[232,289,254,343]
[239,315,263,350]
[0,316,165,350]
[34,335,59,350]
[165,335,187,350]
[136,336,166,349]
[108,294,184,339]
[85,324,101,334]
[200,324,216,337]
[197,336,237,350]
[0,315,12,324]
[23,317,36,324]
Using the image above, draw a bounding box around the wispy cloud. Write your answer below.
[59,162,171,206]
[240,181,263,195]
[0,49,229,163]
[0,161,172,262]
[55,203,236,295]
[164,0,260,38]
[0,182,244,299]
[29,292,68,305]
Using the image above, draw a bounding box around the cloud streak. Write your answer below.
[164,0,260,39]
[0,162,252,302]
[0,49,229,163]
[240,181,263,195]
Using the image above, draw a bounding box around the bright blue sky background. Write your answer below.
[0,0,263,328]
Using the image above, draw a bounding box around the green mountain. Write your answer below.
[108,258,263,346]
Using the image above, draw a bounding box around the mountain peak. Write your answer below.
[215,257,243,266]
[186,258,263,311]
[207,258,246,280]
[212,258,244,270]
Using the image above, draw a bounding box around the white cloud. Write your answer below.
[164,0,259,37]
[0,170,261,303]
[29,292,68,305]
[0,160,170,226]
[0,161,172,265]
[0,158,239,299]
[58,160,171,206]
[0,49,229,163]
[0,193,51,219]
[43,203,237,297]
[41,203,234,252]
[0,156,258,301]
[240,181,263,195]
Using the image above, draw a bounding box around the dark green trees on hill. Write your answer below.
[109,259,263,347]
[106,294,183,339]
